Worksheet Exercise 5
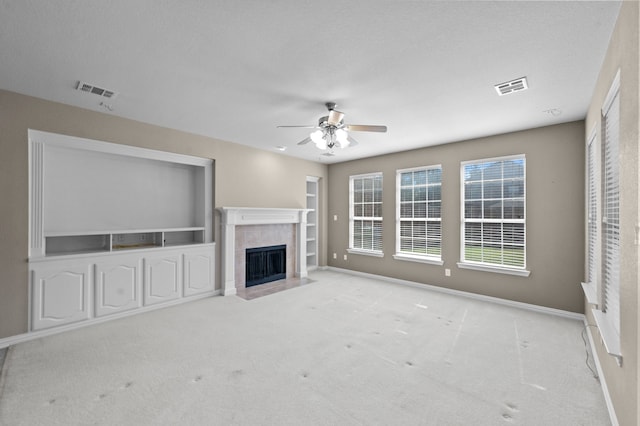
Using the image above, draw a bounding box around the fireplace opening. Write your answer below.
[245,244,286,287]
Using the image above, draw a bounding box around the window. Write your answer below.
[349,173,383,256]
[581,127,599,305]
[591,70,621,363]
[601,74,620,337]
[587,132,598,286]
[459,155,528,275]
[394,166,442,264]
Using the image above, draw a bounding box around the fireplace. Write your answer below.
[218,207,310,296]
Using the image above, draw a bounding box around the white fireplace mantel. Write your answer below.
[218,207,310,296]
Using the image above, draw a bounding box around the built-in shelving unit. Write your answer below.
[28,130,216,333]
[306,176,319,270]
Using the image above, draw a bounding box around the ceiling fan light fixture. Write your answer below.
[336,129,349,148]
[315,138,328,150]
[310,130,327,149]
[310,129,324,143]
[279,102,386,153]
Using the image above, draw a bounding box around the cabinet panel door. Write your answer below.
[32,263,91,330]
[144,254,180,306]
[183,250,213,296]
[95,258,142,317]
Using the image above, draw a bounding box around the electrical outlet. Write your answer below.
[333,214,338,221]
[333,253,337,259]
[343,254,347,261]
[445,268,451,277]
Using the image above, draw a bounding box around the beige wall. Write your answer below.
[0,89,328,339]
[583,2,639,425]
[327,121,585,313]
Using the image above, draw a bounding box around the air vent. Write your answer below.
[494,77,528,96]
[76,81,117,99]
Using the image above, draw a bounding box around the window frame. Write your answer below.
[393,165,444,265]
[591,69,622,364]
[457,154,530,277]
[348,172,384,257]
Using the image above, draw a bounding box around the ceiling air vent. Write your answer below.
[494,77,528,96]
[76,81,117,99]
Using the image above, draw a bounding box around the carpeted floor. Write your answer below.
[0,270,609,425]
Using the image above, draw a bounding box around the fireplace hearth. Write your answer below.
[246,245,286,287]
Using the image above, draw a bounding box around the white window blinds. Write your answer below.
[461,155,526,269]
[602,88,620,336]
[587,134,598,286]
[396,166,442,259]
[350,173,383,253]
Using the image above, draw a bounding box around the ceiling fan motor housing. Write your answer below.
[319,115,343,128]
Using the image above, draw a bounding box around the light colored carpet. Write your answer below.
[0,270,609,425]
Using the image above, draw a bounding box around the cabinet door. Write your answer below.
[183,248,214,296]
[95,257,142,317]
[144,253,181,306]
[31,263,91,330]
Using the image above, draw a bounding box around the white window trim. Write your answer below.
[459,154,529,275]
[394,253,444,265]
[395,165,442,264]
[349,172,384,256]
[581,124,599,307]
[348,248,385,258]
[457,261,530,277]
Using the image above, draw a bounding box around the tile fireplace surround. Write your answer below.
[218,207,310,296]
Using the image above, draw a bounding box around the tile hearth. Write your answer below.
[236,277,314,300]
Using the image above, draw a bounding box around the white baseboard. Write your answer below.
[326,267,584,321]
[0,290,219,349]
[582,319,619,426]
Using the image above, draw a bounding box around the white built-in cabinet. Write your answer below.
[31,260,92,331]
[306,177,319,270]
[143,252,181,306]
[95,255,142,317]
[28,130,215,332]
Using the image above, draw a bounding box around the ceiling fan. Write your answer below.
[277,102,387,152]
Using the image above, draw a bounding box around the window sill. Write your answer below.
[456,262,530,277]
[347,248,384,258]
[580,282,599,307]
[591,308,622,366]
[393,253,444,266]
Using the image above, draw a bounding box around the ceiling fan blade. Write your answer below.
[346,135,359,147]
[327,109,345,126]
[277,125,317,129]
[297,136,313,145]
[345,124,387,133]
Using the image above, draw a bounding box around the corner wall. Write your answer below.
[327,120,585,313]
[0,89,328,339]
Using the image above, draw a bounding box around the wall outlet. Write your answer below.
[333,214,338,221]
[343,254,347,261]
[333,252,337,259]
[445,268,451,277]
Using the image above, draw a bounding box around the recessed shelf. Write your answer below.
[44,228,206,256]
[306,177,319,269]
[45,234,110,256]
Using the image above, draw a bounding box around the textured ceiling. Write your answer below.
[0,1,622,163]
